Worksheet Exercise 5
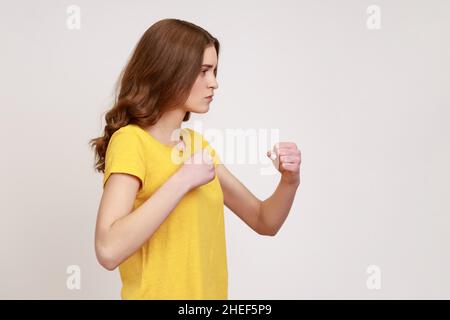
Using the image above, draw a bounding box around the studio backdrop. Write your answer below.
[0,0,449,299]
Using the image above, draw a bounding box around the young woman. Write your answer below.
[90,18,301,300]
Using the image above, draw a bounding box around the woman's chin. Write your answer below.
[198,105,210,113]
[188,102,210,114]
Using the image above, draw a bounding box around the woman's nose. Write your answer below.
[210,79,219,89]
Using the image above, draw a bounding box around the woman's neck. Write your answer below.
[144,108,186,146]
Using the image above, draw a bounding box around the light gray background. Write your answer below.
[0,0,449,299]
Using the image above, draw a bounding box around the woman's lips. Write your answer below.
[205,96,213,101]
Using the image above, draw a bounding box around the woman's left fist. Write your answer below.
[267,142,301,184]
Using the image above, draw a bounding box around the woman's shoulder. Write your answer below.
[111,124,145,140]
[108,124,145,151]
[118,123,140,134]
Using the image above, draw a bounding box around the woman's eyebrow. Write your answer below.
[201,64,217,69]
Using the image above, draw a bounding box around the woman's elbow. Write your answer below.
[100,258,118,271]
[95,243,119,271]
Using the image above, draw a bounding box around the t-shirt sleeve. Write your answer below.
[103,129,146,189]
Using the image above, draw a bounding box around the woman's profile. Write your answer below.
[89,18,301,300]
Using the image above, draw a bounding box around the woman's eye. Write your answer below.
[202,70,207,74]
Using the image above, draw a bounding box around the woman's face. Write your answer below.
[184,45,219,113]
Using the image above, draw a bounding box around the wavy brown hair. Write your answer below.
[89,18,220,173]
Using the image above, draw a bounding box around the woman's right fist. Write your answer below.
[178,148,216,191]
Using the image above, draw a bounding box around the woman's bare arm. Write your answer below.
[95,148,215,271]
[216,142,301,236]
[95,170,190,270]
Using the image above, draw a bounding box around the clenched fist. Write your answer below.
[178,148,216,191]
[267,142,301,185]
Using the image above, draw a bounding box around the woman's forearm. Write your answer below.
[259,177,300,236]
[260,142,302,235]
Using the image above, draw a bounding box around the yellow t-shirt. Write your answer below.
[102,123,228,300]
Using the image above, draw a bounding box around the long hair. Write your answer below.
[89,18,220,173]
